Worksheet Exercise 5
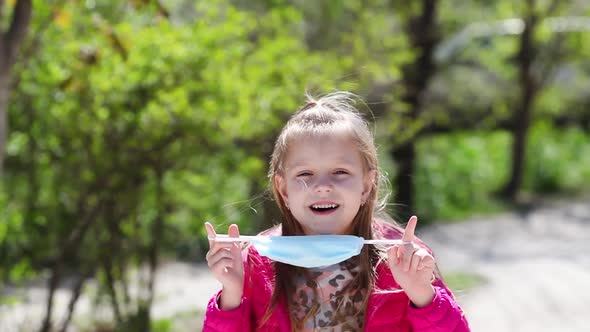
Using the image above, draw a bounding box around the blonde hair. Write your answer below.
[261,91,394,329]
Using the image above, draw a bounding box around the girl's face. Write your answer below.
[276,136,374,235]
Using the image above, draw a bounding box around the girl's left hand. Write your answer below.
[387,215,436,307]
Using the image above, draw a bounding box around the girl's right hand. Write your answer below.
[204,222,245,310]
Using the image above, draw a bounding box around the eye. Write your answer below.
[334,170,349,175]
[296,171,312,177]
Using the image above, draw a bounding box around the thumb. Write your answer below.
[204,222,216,248]
[228,224,240,238]
[228,224,242,258]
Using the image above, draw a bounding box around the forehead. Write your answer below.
[284,135,363,169]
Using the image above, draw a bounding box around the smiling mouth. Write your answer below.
[309,204,340,214]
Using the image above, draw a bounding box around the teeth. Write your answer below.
[311,204,338,209]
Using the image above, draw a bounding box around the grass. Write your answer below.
[444,271,487,293]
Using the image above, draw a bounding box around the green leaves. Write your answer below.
[415,131,511,221]
[525,122,590,193]
[2,1,590,329]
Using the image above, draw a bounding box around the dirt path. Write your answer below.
[1,198,588,331]
[420,198,590,332]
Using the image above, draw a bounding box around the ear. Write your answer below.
[362,170,376,201]
[274,175,289,203]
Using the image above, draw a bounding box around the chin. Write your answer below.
[311,226,350,236]
[302,226,337,236]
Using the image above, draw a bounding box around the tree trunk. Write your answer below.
[104,256,123,325]
[0,0,32,174]
[392,143,416,219]
[142,167,166,332]
[39,263,62,332]
[58,269,94,332]
[499,1,537,200]
[391,0,439,219]
[39,200,104,332]
[0,70,8,175]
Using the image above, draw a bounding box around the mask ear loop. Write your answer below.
[208,235,258,243]
[210,235,409,246]
[363,239,410,245]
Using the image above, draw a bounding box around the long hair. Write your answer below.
[260,91,395,329]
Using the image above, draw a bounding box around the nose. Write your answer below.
[313,175,333,193]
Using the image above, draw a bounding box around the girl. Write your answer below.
[203,92,470,331]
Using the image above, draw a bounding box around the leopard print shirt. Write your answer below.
[290,258,366,331]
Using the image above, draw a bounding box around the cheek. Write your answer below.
[287,178,309,194]
[296,178,310,191]
[336,177,364,193]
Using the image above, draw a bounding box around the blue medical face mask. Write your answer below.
[212,235,404,268]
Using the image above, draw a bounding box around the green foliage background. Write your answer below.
[1,0,589,330]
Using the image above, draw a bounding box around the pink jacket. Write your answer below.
[203,228,470,331]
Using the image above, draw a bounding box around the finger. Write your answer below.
[409,252,422,273]
[210,257,236,275]
[205,242,235,261]
[205,222,218,248]
[207,248,234,266]
[402,245,417,272]
[418,254,435,271]
[402,216,418,243]
[205,242,233,264]
[387,246,399,266]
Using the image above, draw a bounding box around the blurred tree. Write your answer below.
[0,0,32,174]
[499,0,576,199]
[1,1,590,331]
[5,1,343,330]
[390,0,441,219]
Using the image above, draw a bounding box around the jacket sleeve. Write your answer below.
[406,282,470,332]
[201,250,253,332]
[201,290,253,332]
[374,221,470,331]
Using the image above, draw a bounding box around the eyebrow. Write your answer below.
[287,159,357,170]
